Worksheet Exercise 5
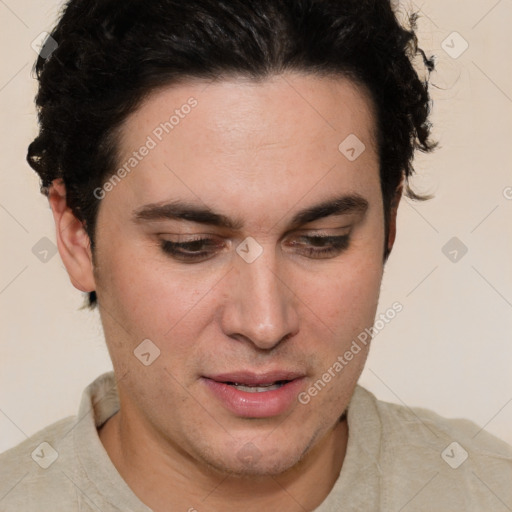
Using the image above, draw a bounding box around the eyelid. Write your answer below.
[287,226,352,238]
[158,227,351,246]
[160,232,351,263]
[301,228,350,233]
[286,233,350,246]
[159,233,220,242]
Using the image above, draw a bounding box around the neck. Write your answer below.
[99,407,348,512]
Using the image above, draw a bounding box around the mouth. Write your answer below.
[223,380,289,393]
[205,370,304,388]
[202,371,305,418]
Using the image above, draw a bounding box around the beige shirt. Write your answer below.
[1,371,511,511]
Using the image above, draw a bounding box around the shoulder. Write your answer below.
[0,416,80,510]
[352,386,512,509]
[373,389,512,460]
[0,371,126,511]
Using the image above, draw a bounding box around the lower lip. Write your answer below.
[202,378,304,418]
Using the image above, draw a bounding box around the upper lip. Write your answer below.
[204,371,305,386]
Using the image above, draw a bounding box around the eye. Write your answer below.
[160,236,224,262]
[160,232,350,263]
[286,234,350,259]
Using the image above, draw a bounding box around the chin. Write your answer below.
[198,439,310,478]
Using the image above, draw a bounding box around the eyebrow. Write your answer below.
[133,194,369,231]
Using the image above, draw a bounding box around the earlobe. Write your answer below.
[48,179,96,293]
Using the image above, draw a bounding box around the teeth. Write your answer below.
[230,382,285,392]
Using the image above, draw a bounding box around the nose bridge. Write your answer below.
[226,243,297,349]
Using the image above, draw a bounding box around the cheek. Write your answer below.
[96,254,221,386]
[341,256,382,317]
[304,244,384,334]
[294,255,383,415]
[94,232,219,343]
[119,269,209,330]
[304,268,382,362]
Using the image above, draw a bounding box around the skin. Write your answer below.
[49,72,401,512]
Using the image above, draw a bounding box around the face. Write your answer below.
[90,73,387,476]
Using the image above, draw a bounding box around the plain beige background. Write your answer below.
[1,0,511,453]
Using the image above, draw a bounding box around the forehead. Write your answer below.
[121,72,377,153]
[109,73,380,221]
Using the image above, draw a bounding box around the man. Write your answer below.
[1,0,511,510]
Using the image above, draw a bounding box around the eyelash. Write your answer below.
[160,234,350,262]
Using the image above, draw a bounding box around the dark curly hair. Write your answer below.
[27,0,436,308]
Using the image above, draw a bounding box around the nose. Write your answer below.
[221,244,299,351]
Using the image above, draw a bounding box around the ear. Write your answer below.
[48,179,96,293]
[386,178,404,255]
